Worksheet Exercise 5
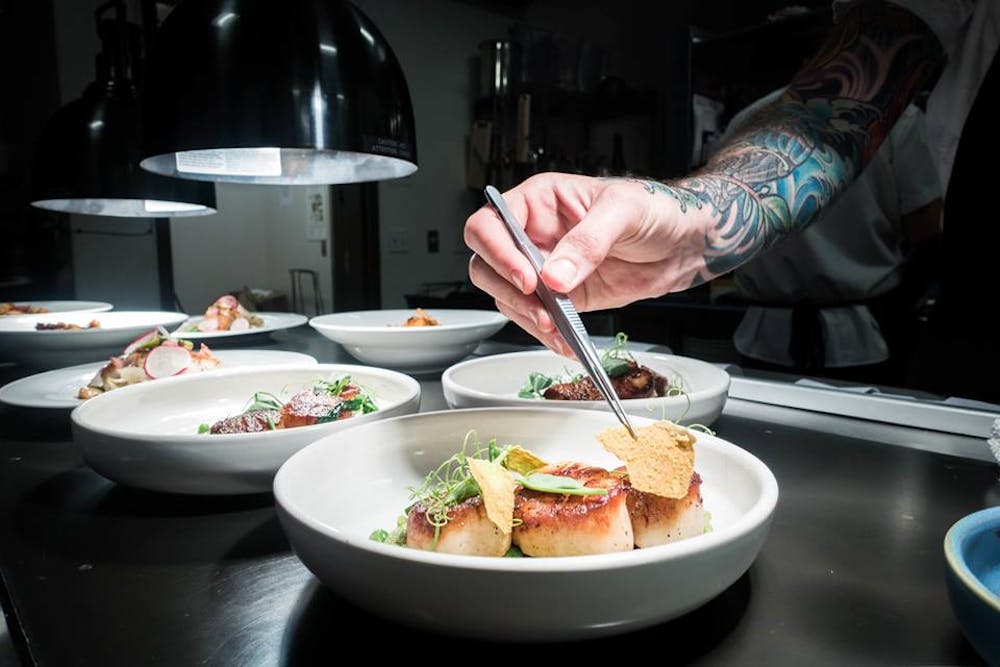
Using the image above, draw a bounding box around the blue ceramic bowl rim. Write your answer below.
[944,505,1000,614]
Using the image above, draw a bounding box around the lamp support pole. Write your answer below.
[139,0,176,311]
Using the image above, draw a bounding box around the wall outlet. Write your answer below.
[387,227,409,253]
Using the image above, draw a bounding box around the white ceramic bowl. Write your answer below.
[70,364,421,495]
[0,300,113,315]
[172,311,308,341]
[309,308,509,374]
[0,349,319,410]
[0,310,189,368]
[273,407,778,641]
[442,350,731,426]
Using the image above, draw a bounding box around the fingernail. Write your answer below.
[511,271,525,293]
[546,258,577,288]
[535,308,552,332]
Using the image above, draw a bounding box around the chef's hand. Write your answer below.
[464,172,712,355]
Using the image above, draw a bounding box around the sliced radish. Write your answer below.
[229,317,250,332]
[198,317,220,332]
[123,328,162,356]
[216,295,239,310]
[144,345,192,379]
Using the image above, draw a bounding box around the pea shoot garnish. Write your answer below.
[515,471,608,497]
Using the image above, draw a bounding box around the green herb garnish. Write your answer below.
[515,472,608,497]
[600,332,635,377]
[197,423,211,434]
[518,371,555,399]
[244,391,284,413]
[402,431,511,548]
[370,515,407,546]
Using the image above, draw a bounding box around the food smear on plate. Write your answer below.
[182,294,264,333]
[78,327,220,399]
[370,422,709,557]
[400,307,439,327]
[200,375,377,434]
[518,332,675,400]
[1,302,49,316]
[35,320,101,331]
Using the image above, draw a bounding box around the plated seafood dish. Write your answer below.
[372,420,707,557]
[201,375,377,434]
[78,327,220,399]
[400,308,439,327]
[180,294,264,333]
[518,333,676,401]
[1,302,49,315]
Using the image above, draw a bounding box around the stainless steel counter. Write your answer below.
[0,326,997,665]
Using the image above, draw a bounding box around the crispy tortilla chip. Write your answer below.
[504,445,547,475]
[467,458,519,534]
[597,421,696,498]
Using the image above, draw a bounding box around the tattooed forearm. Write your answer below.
[646,0,942,280]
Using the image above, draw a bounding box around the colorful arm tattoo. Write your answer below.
[649,0,944,285]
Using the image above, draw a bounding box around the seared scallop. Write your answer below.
[513,462,633,557]
[406,495,511,556]
[619,468,705,547]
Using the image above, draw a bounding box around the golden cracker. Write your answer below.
[597,421,696,498]
[467,458,519,534]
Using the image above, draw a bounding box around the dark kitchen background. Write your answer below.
[2,0,900,369]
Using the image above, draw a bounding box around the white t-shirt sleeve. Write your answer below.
[889,105,944,213]
[832,0,973,53]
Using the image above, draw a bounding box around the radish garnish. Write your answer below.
[123,328,162,356]
[144,345,191,379]
[198,317,219,332]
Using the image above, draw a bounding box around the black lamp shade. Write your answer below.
[31,80,217,218]
[139,0,418,185]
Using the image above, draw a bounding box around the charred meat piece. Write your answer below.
[542,361,669,401]
[278,390,345,429]
[209,409,282,434]
[513,462,633,556]
[542,378,602,401]
[35,320,101,331]
[406,495,511,556]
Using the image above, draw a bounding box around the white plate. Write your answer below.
[0,300,113,315]
[273,407,778,641]
[0,349,319,410]
[442,350,731,426]
[0,311,190,368]
[309,309,509,374]
[70,364,421,495]
[171,312,308,340]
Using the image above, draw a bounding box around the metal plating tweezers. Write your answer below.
[483,185,638,439]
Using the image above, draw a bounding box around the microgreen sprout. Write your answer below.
[405,430,509,548]
[600,332,635,378]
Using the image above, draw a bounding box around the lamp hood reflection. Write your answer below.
[140,0,418,185]
[31,1,216,218]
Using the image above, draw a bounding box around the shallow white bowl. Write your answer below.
[172,311,308,341]
[442,350,731,426]
[0,300,113,315]
[309,309,509,374]
[0,349,318,410]
[0,311,190,368]
[274,407,778,641]
[70,364,421,495]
